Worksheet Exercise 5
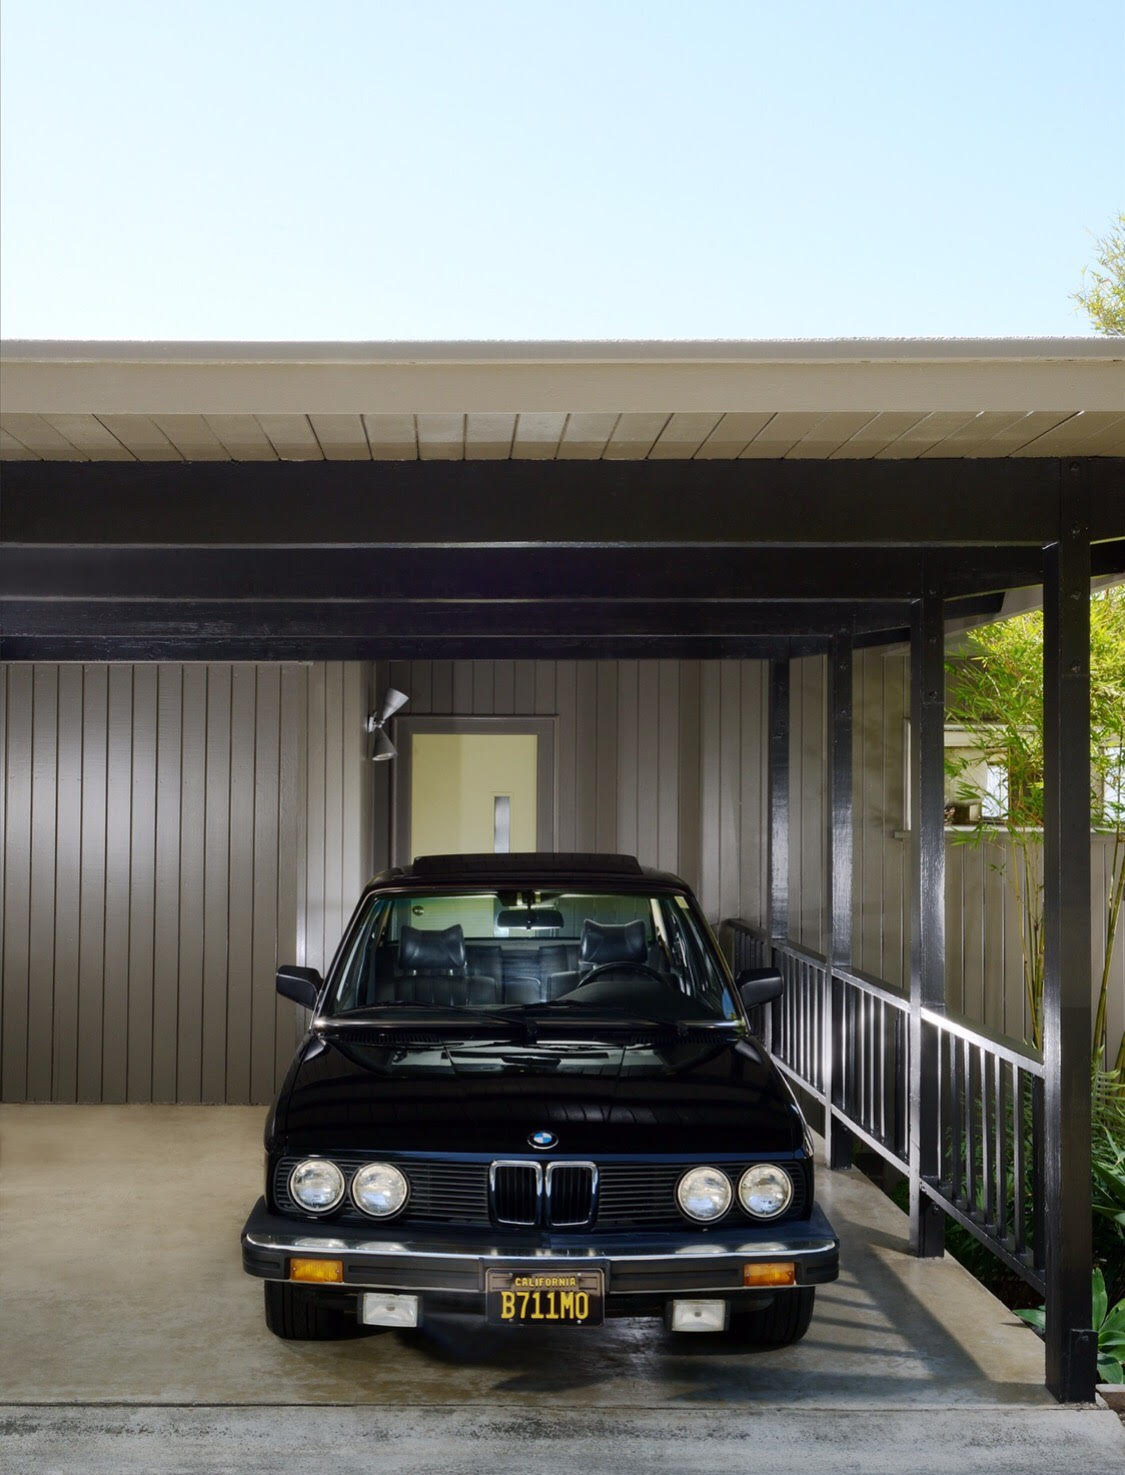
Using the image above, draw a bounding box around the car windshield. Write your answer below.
[327,887,738,1022]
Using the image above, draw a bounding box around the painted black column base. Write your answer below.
[909,1193,945,1258]
[1047,1327,1098,1404]
[825,1115,854,1171]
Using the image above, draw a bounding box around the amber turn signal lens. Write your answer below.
[743,1261,796,1287]
[290,1257,344,1283]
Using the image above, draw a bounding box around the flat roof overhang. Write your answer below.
[1,339,1122,660]
[3,337,1125,462]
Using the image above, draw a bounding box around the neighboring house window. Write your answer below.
[979,758,1009,820]
[941,725,1011,824]
[906,723,1123,829]
[1105,747,1125,825]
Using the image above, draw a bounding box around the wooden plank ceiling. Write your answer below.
[4,406,1125,462]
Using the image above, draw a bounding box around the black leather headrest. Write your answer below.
[579,919,647,967]
[399,924,466,975]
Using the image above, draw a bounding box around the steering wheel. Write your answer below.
[576,961,669,986]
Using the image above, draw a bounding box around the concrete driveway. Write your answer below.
[2,1104,1123,1473]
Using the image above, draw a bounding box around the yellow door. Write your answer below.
[410,732,539,858]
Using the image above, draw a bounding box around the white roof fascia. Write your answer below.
[2,338,1123,417]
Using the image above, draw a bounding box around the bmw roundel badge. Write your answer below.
[529,1130,558,1150]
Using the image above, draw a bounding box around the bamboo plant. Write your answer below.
[944,587,1125,1069]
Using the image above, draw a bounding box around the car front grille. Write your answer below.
[546,1163,597,1226]
[490,1162,541,1225]
[273,1156,807,1228]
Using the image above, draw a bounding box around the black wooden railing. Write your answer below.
[722,919,1046,1295]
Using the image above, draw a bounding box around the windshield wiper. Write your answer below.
[324,1004,527,1034]
[503,1000,729,1036]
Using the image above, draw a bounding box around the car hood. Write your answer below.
[277,1025,802,1155]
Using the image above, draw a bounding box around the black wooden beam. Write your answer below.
[1042,470,1096,1403]
[0,593,1009,663]
[0,544,1070,602]
[5,457,1121,546]
[908,577,947,1258]
[0,597,918,642]
[0,633,819,662]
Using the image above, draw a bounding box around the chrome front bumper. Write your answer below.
[241,1197,839,1300]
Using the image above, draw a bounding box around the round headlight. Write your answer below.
[288,1158,345,1213]
[738,1164,794,1219]
[676,1166,733,1223]
[351,1162,409,1219]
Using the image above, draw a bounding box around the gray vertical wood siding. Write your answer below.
[298,661,372,979]
[0,662,366,1104]
[4,651,1116,1100]
[792,646,1125,1052]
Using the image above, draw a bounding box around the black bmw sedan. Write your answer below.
[241,852,838,1346]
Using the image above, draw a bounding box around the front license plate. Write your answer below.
[485,1269,605,1326]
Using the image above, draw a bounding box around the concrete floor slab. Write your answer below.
[4,1405,1125,1475]
[0,1104,1067,1411]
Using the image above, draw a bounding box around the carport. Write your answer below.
[2,337,1125,1428]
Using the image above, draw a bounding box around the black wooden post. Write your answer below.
[908,581,947,1257]
[1042,470,1095,1402]
[825,632,854,1171]
[768,658,791,949]
[765,657,791,1053]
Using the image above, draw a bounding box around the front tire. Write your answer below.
[264,1281,372,1340]
[729,1287,815,1347]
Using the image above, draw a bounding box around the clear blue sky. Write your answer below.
[2,1,1122,340]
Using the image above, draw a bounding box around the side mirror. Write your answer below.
[737,967,783,1010]
[276,964,322,1010]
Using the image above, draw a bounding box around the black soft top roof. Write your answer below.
[369,852,688,891]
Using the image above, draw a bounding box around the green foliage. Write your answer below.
[1092,1073,1125,1305]
[946,587,1125,1066]
[1017,1269,1125,1384]
[1093,1123,1125,1234]
[1073,213,1125,336]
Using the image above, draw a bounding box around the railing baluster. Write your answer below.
[1031,1074,1045,1272]
[878,1000,887,1146]
[995,1055,1007,1243]
[798,960,805,1080]
[1013,1067,1027,1257]
[814,963,821,1093]
[825,961,831,1103]
[940,1031,952,1186]
[795,960,802,1075]
[798,958,804,1078]
[981,1043,994,1227]
[898,1007,908,1159]
[950,1031,963,1202]
[795,959,803,1078]
[963,1036,975,1213]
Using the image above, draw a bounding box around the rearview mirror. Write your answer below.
[276,964,322,1010]
[737,967,783,1010]
[496,907,565,931]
